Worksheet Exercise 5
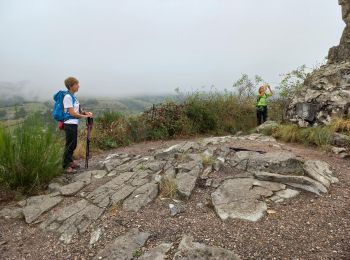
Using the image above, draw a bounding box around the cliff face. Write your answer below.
[286,1,350,126]
[328,0,350,63]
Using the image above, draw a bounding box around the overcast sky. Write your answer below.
[0,0,344,99]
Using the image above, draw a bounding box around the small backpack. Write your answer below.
[52,90,76,122]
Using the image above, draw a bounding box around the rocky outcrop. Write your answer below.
[287,1,350,126]
[328,0,350,64]
[0,134,340,248]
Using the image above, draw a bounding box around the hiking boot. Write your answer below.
[65,166,78,174]
[70,161,80,169]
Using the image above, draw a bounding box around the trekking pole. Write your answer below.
[85,117,93,169]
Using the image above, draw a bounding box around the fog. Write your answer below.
[0,0,344,100]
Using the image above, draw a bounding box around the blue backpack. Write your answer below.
[52,90,76,121]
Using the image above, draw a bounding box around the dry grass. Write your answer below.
[201,153,215,167]
[330,118,350,133]
[159,177,178,199]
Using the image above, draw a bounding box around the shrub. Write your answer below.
[0,116,63,194]
[94,111,131,149]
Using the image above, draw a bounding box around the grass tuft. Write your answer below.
[159,177,178,199]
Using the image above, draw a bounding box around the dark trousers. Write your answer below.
[63,124,78,169]
[257,106,268,125]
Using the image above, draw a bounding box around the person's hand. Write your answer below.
[84,112,93,117]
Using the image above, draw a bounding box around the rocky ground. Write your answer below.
[0,134,349,260]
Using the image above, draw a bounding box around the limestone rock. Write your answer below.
[303,160,339,188]
[58,181,86,196]
[270,189,300,203]
[173,235,240,260]
[123,182,158,212]
[94,228,150,260]
[72,171,92,184]
[256,120,279,133]
[287,1,350,125]
[87,171,137,208]
[89,228,102,246]
[139,243,172,260]
[332,133,350,147]
[211,178,284,222]
[328,0,350,64]
[176,165,201,198]
[331,146,347,155]
[40,199,104,244]
[231,151,304,175]
[92,170,107,179]
[22,195,63,224]
[254,172,327,195]
[48,183,61,193]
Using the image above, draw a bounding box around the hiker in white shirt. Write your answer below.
[62,77,93,174]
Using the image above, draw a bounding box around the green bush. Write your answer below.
[0,116,63,194]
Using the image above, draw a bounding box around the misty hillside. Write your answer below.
[0,94,181,121]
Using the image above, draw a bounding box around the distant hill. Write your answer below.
[0,94,182,122]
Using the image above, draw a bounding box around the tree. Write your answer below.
[233,74,264,100]
[277,65,309,99]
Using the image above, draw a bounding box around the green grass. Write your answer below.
[272,123,335,149]
[0,115,63,194]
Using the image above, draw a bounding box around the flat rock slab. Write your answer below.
[22,195,63,224]
[173,235,240,260]
[94,228,150,260]
[176,165,202,198]
[211,178,285,222]
[40,199,104,244]
[139,243,173,260]
[123,182,159,212]
[58,181,86,196]
[87,171,137,208]
[232,151,304,175]
[254,172,328,195]
[73,171,92,184]
[0,207,23,219]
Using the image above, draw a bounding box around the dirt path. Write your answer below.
[0,137,349,259]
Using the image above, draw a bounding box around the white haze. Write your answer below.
[0,0,344,99]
